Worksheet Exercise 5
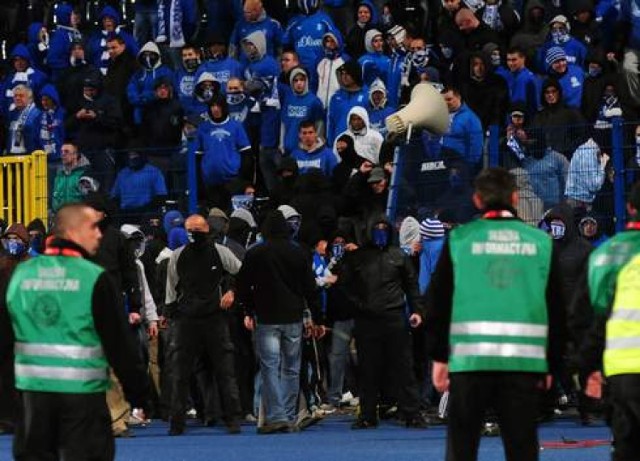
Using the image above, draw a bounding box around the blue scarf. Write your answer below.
[158,0,185,47]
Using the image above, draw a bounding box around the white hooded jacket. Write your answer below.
[316,32,345,109]
[333,105,383,165]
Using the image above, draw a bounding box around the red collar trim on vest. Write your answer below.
[44,247,83,258]
[483,210,515,219]
[626,221,640,230]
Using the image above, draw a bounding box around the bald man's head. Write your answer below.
[185,214,209,233]
[54,204,103,255]
[455,8,479,32]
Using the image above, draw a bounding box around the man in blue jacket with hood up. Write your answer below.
[127,41,174,125]
[47,3,82,81]
[192,95,252,208]
[88,6,139,76]
[0,44,49,116]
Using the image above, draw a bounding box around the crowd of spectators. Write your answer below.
[1,0,640,438]
[1,0,638,229]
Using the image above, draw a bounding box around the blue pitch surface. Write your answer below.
[0,415,612,461]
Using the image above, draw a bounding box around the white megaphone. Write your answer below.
[385,83,449,137]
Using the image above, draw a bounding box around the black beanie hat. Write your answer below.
[337,60,363,87]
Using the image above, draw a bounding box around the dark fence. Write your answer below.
[388,118,638,236]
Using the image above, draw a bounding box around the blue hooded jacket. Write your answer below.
[367,79,395,138]
[88,6,140,74]
[241,31,281,148]
[358,29,390,87]
[1,44,49,116]
[26,22,47,71]
[39,84,65,161]
[47,4,82,76]
[163,210,185,234]
[284,7,341,90]
[281,67,324,154]
[127,41,174,124]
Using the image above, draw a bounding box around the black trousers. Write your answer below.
[13,391,113,461]
[447,372,542,461]
[355,317,421,422]
[168,313,242,423]
[609,374,640,461]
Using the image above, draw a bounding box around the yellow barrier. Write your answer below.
[0,151,48,228]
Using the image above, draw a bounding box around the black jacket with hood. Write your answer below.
[84,193,142,314]
[340,214,425,322]
[460,50,510,130]
[532,78,586,158]
[237,211,321,324]
[541,202,592,321]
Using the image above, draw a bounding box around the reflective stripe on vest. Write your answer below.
[609,309,640,322]
[451,321,548,338]
[15,364,107,381]
[448,219,551,373]
[15,342,104,360]
[606,337,640,349]
[451,342,546,359]
[604,253,640,377]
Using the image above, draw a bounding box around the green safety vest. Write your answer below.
[6,254,109,393]
[448,218,552,373]
[604,253,640,377]
[588,229,640,316]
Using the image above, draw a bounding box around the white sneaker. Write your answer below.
[186,408,198,419]
[319,403,337,414]
[128,408,149,426]
[340,391,354,405]
[244,413,257,423]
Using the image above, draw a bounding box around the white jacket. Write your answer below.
[317,56,345,109]
[333,105,383,165]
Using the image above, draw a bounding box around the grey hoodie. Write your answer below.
[289,67,309,95]
[364,29,383,54]
[138,41,162,70]
[243,30,267,60]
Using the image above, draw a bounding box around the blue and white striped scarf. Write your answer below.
[158,0,185,48]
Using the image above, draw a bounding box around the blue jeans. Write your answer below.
[255,322,302,424]
[327,319,354,405]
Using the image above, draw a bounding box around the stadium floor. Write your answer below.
[0,413,612,461]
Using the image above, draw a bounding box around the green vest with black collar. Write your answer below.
[448,217,552,373]
[6,254,109,393]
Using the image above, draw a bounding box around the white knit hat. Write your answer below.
[277,204,301,220]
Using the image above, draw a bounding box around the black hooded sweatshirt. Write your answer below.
[460,50,510,130]
[542,202,592,322]
[340,214,425,323]
[532,78,586,158]
[237,211,321,324]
